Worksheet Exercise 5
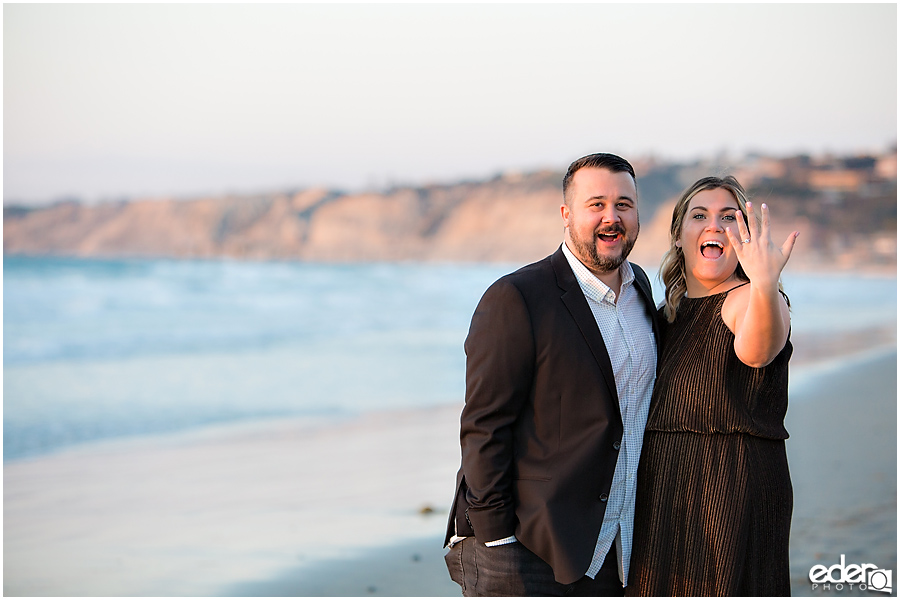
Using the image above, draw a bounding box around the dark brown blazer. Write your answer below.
[444,245,660,585]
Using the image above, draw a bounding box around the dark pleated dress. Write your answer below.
[627,288,793,597]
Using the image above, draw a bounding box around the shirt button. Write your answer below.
[599,493,609,502]
[612,440,621,450]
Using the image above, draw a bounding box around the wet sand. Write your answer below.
[227,537,460,597]
[228,348,900,598]
[4,337,896,596]
[4,403,465,596]
[786,348,897,596]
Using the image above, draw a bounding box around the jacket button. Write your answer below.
[599,493,609,502]
[612,440,621,450]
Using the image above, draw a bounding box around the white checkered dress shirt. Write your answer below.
[562,242,656,586]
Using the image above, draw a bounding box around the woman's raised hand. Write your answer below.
[725,202,799,290]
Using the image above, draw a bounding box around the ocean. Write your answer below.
[4,255,896,461]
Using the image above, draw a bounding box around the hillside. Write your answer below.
[3,170,677,267]
[4,154,896,271]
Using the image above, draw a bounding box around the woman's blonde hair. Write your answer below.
[659,176,751,322]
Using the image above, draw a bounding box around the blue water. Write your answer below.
[4,256,896,461]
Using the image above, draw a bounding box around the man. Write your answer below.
[444,153,660,596]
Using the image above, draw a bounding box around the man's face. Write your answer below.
[561,167,639,277]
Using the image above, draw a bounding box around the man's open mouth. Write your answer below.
[597,229,623,243]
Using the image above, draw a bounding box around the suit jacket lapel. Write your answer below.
[629,262,662,366]
[551,246,620,407]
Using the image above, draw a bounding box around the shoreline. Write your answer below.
[5,322,895,468]
[4,341,896,596]
[218,345,899,598]
[4,402,466,596]
[785,349,897,596]
[5,251,898,277]
[789,326,896,368]
[226,535,461,597]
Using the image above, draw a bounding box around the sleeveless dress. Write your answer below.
[627,287,793,596]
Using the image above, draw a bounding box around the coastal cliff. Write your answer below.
[5,153,896,271]
[3,170,674,266]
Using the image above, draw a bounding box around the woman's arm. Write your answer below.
[722,202,799,368]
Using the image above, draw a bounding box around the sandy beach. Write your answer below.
[4,330,897,596]
[4,405,464,596]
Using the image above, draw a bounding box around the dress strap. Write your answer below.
[723,281,750,294]
[724,280,790,305]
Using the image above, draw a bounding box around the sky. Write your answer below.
[4,3,897,205]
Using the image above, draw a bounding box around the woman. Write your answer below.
[627,176,799,596]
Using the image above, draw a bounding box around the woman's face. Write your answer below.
[678,188,742,296]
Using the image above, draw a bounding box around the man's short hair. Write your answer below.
[562,153,636,205]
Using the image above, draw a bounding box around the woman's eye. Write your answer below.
[692,214,705,219]
[723,214,736,221]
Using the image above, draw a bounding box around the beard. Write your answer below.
[569,222,639,273]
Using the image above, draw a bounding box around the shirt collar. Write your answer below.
[561,241,635,304]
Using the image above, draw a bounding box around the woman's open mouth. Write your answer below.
[700,240,724,259]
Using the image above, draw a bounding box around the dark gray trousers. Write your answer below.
[444,537,624,597]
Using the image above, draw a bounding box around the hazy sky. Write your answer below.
[4,3,897,204]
